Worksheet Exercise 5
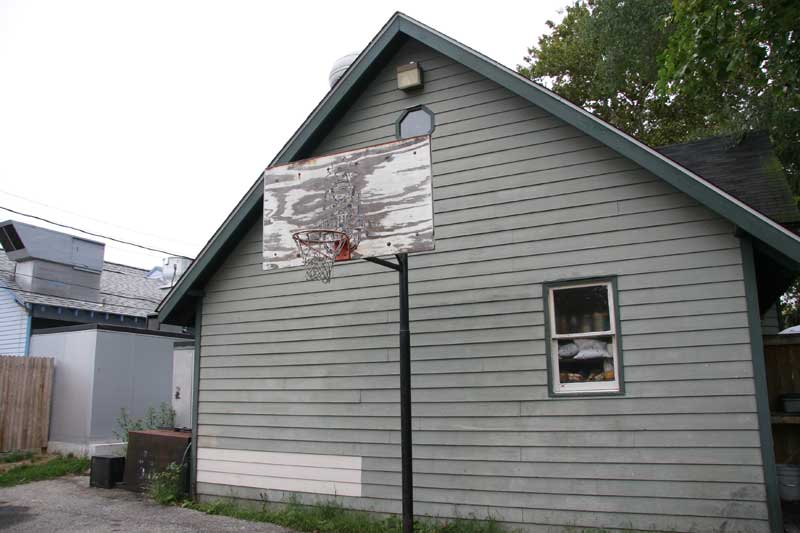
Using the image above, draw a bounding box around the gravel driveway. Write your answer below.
[0,475,295,532]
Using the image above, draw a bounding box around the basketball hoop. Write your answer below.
[292,229,349,283]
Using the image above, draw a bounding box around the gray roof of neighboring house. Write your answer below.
[0,249,164,317]
[658,132,800,230]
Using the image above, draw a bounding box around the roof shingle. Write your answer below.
[0,250,165,317]
[658,132,800,230]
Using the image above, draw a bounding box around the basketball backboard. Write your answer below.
[262,136,434,273]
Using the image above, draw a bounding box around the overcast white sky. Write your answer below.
[0,0,566,269]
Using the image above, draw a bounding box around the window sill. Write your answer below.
[549,389,625,399]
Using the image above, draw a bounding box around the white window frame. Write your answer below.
[547,280,621,395]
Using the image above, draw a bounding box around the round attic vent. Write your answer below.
[328,52,359,88]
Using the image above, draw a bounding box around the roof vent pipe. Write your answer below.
[159,256,192,289]
[328,52,359,88]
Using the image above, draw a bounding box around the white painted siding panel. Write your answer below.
[0,288,27,355]
[196,447,362,496]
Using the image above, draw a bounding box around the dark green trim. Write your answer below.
[395,14,800,265]
[156,15,407,325]
[753,238,800,273]
[189,295,203,500]
[23,312,31,356]
[270,17,406,166]
[740,235,783,533]
[542,276,625,398]
[157,11,800,325]
[395,105,435,140]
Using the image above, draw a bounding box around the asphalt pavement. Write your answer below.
[0,475,294,532]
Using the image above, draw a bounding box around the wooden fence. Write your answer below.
[0,356,54,451]
[764,335,800,464]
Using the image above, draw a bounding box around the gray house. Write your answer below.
[157,13,800,533]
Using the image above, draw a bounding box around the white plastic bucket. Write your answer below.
[777,464,800,501]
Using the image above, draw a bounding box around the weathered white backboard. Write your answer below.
[263,136,434,270]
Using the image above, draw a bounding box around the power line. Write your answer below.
[0,188,202,247]
[6,285,162,310]
[0,205,193,258]
[2,271,164,306]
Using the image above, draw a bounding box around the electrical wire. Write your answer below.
[2,285,161,312]
[0,188,202,247]
[0,205,193,258]
[1,270,164,306]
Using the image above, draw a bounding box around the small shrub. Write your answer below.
[147,462,186,505]
[114,402,176,441]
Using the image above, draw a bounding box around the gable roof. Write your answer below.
[157,11,800,325]
[658,132,800,231]
[0,249,164,318]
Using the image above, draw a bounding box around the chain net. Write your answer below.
[292,229,348,283]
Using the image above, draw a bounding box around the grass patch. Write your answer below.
[0,450,35,463]
[0,454,89,487]
[183,498,506,533]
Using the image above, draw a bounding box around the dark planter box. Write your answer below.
[90,455,125,489]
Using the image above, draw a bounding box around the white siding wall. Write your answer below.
[0,288,28,355]
[30,329,97,445]
[195,40,768,533]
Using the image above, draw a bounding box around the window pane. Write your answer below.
[399,109,433,138]
[552,285,610,334]
[557,337,615,383]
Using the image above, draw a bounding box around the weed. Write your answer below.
[113,402,176,441]
[147,462,186,505]
[0,455,89,487]
[0,450,35,463]
[183,497,508,533]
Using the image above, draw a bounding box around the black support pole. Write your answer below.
[364,254,413,532]
[397,253,413,533]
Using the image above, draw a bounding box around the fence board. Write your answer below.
[764,335,800,464]
[0,356,55,451]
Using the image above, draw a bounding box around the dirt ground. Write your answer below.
[0,475,295,532]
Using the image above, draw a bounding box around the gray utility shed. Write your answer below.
[29,324,192,455]
[157,13,800,533]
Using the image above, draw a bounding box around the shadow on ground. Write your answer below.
[0,503,32,530]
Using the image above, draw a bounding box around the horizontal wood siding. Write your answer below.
[0,289,27,356]
[196,40,767,532]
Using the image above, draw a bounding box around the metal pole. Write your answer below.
[397,253,413,533]
[364,254,413,531]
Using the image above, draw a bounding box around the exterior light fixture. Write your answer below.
[397,62,423,90]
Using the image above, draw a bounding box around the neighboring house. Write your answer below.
[0,220,194,454]
[157,13,800,533]
[0,220,166,353]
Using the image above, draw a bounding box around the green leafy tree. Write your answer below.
[518,0,716,146]
[659,0,800,191]
[519,0,800,325]
[659,0,800,323]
